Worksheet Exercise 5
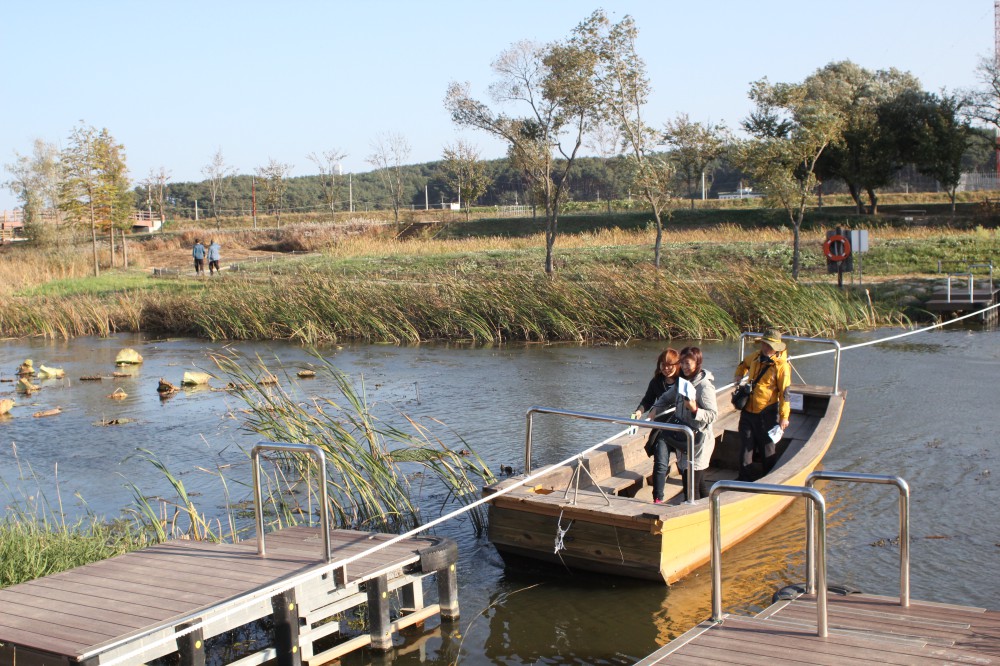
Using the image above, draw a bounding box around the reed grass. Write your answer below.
[4,216,995,342]
[0,444,153,588]
[210,353,494,535]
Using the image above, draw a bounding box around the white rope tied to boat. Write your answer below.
[554,509,573,554]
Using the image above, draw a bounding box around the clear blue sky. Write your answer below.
[1,0,993,210]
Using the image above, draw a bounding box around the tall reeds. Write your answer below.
[185,265,900,344]
[0,444,152,588]
[210,353,494,535]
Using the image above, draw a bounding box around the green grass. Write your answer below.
[15,271,198,298]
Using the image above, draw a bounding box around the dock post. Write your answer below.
[437,561,460,621]
[176,621,206,666]
[367,574,394,651]
[420,538,460,621]
[271,590,302,666]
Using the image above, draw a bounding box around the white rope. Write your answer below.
[91,300,1000,665]
[554,509,572,554]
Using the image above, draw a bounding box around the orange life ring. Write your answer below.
[823,234,851,262]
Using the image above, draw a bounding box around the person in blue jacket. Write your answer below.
[192,239,206,274]
[207,239,221,275]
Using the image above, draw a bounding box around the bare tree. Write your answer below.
[445,34,600,274]
[254,158,293,224]
[571,10,673,267]
[738,78,845,279]
[140,167,171,224]
[441,139,491,220]
[307,148,347,212]
[202,148,235,227]
[966,55,1000,132]
[366,132,411,225]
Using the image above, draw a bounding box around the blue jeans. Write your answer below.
[652,437,673,501]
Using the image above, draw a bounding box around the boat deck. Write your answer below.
[637,591,1000,665]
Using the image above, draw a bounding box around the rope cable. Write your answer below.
[91,300,1000,666]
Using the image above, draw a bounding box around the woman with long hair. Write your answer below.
[648,346,718,502]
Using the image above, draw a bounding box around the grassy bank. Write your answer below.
[2,208,998,342]
[0,263,898,343]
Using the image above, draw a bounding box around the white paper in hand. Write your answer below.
[768,424,784,443]
[677,377,697,401]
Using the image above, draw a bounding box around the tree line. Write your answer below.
[6,8,1000,278]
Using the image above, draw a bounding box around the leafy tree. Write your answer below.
[367,132,411,225]
[4,139,63,245]
[662,113,729,210]
[739,78,845,279]
[809,61,921,214]
[307,148,347,211]
[202,148,235,227]
[59,124,132,275]
[570,10,676,267]
[445,31,601,275]
[254,158,292,223]
[885,91,972,212]
[441,140,491,220]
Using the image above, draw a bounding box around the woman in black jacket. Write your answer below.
[632,348,680,420]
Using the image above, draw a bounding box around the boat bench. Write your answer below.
[587,456,655,495]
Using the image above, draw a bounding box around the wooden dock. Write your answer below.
[924,275,999,324]
[0,526,459,666]
[637,589,1000,665]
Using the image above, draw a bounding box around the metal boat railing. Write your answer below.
[523,406,698,504]
[806,471,910,606]
[738,333,842,394]
[252,441,332,562]
[709,472,911,638]
[709,481,829,636]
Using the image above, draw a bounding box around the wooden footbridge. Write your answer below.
[0,443,460,666]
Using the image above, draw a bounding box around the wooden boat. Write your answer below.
[483,335,845,584]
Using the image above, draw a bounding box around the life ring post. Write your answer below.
[825,228,853,288]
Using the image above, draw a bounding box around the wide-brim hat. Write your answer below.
[757,329,786,352]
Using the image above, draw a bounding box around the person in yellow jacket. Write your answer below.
[733,329,790,481]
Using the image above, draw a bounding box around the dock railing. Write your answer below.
[252,441,332,562]
[709,472,911,639]
[523,406,698,504]
[738,333,842,394]
[709,481,829,636]
[806,471,910,607]
[946,272,975,303]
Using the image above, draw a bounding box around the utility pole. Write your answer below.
[251,177,257,229]
[349,173,354,212]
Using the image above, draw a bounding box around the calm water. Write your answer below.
[1,328,998,664]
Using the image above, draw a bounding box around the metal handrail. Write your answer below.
[946,272,974,303]
[738,333,842,394]
[806,471,910,607]
[710,481,828,637]
[252,441,331,562]
[523,406,697,504]
[968,263,994,294]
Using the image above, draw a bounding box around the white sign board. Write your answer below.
[788,391,805,413]
[848,229,869,254]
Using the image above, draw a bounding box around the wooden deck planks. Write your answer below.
[641,593,1000,665]
[0,526,439,661]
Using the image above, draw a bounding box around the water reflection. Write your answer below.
[1,328,998,664]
